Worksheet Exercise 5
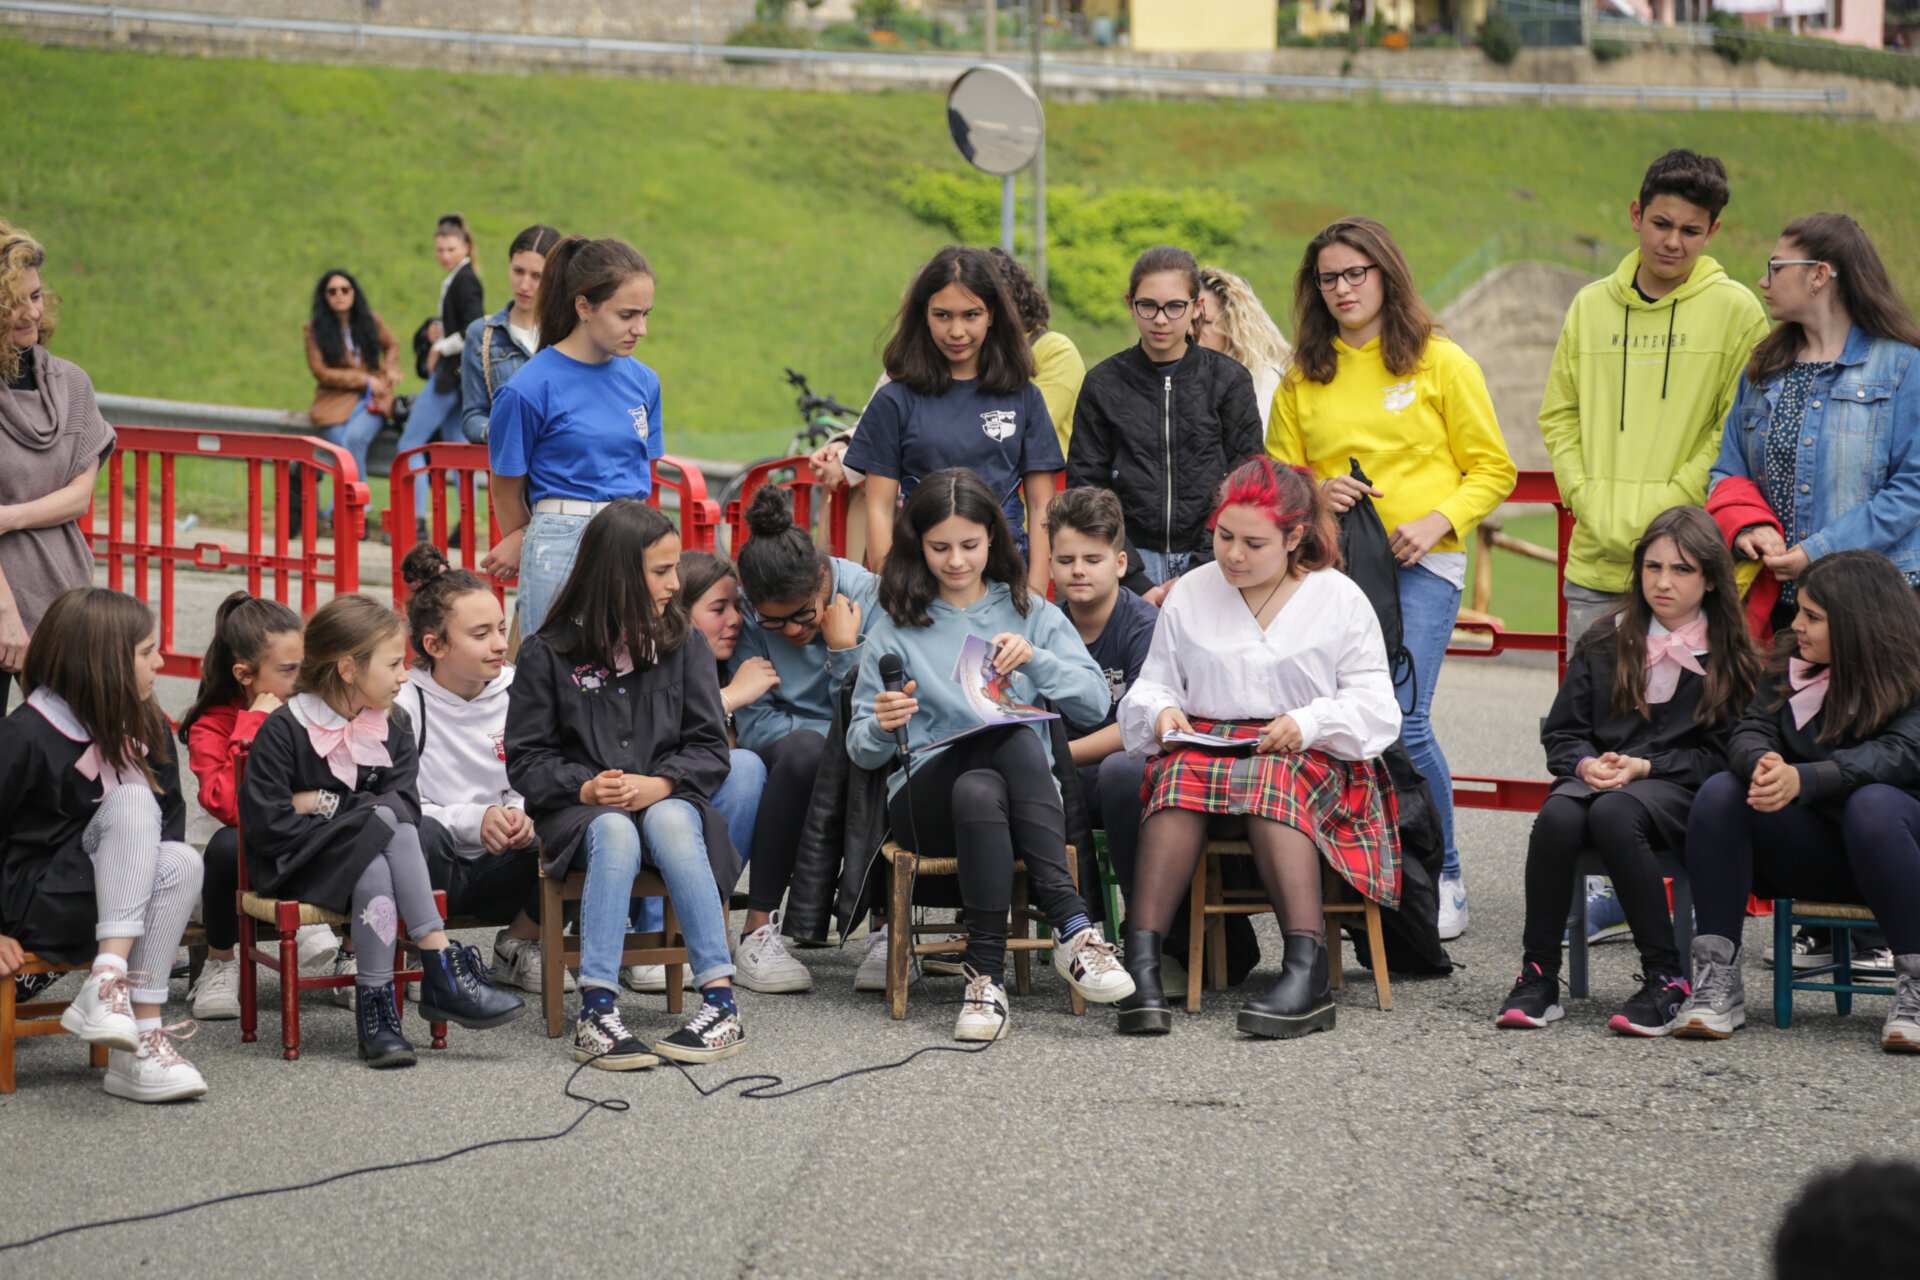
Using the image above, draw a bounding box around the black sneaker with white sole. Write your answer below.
[653,998,746,1064]
[574,1004,660,1071]
[1495,962,1563,1029]
[1609,972,1690,1038]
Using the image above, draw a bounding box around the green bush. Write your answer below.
[892,168,1248,323]
[854,0,902,28]
[1590,37,1631,63]
[726,20,813,49]
[1712,29,1920,88]
[1476,12,1523,66]
[817,21,872,48]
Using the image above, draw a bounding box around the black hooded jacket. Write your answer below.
[1065,343,1264,562]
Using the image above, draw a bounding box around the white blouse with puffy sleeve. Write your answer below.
[1118,563,1402,762]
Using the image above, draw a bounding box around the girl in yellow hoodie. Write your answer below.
[1269,216,1517,939]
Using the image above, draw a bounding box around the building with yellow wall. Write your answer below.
[1129,0,1278,50]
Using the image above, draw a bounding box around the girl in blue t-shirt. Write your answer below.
[844,246,1063,596]
[483,236,664,635]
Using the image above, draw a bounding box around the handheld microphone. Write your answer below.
[878,653,912,758]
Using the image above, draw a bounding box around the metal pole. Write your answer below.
[1030,0,1046,289]
[1001,175,1016,254]
[985,0,996,56]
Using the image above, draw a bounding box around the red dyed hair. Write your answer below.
[1207,457,1340,574]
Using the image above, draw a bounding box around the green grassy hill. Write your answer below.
[10,37,1920,471]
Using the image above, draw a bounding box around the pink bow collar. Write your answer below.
[27,687,149,791]
[1788,658,1831,730]
[289,693,392,788]
[1644,616,1709,705]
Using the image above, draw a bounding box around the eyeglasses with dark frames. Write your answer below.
[1130,298,1193,322]
[1316,264,1379,292]
[755,602,820,631]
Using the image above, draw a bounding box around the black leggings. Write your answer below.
[746,729,828,916]
[202,825,242,952]
[1521,792,1681,979]
[886,724,1089,982]
[1686,771,1920,955]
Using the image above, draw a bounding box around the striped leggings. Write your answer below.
[85,784,203,1006]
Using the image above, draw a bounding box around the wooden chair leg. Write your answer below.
[277,908,301,1061]
[238,911,258,1044]
[541,874,564,1039]
[1205,856,1228,993]
[1012,866,1033,998]
[889,855,914,1020]
[1186,856,1206,1014]
[1363,899,1394,1011]
[1064,848,1085,1017]
[1,975,15,1095]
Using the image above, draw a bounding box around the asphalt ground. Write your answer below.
[2,580,1913,1279]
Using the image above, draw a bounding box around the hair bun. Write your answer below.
[745,484,796,538]
[399,541,451,591]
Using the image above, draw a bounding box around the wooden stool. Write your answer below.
[1,955,109,1094]
[538,864,688,1038]
[1187,840,1393,1014]
[880,841,1088,1021]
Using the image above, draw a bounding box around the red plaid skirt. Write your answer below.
[1142,718,1402,908]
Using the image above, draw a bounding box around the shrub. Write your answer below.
[1711,29,1920,88]
[1477,12,1523,66]
[854,0,902,28]
[1590,37,1631,63]
[726,20,813,49]
[891,168,1248,323]
[818,21,872,48]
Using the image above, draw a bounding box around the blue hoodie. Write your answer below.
[728,557,881,753]
[848,581,1108,798]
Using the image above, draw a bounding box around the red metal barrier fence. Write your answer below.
[85,427,368,680]
[385,443,721,608]
[722,455,853,556]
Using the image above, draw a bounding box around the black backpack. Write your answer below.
[1334,458,1416,700]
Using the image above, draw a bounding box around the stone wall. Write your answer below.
[1438,261,1594,474]
[105,1,754,40]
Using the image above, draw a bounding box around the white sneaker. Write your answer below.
[493,931,575,993]
[324,951,357,1007]
[295,924,340,975]
[623,964,696,993]
[104,1025,208,1103]
[854,925,918,992]
[188,956,241,1020]
[733,915,813,993]
[1053,927,1135,1004]
[1437,876,1469,941]
[954,973,1010,1041]
[60,966,139,1051]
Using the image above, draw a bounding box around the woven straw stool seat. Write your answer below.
[240,892,347,928]
[1792,901,1878,922]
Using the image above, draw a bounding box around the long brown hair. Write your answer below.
[535,236,653,351]
[1287,217,1433,386]
[879,469,1032,629]
[23,587,171,788]
[296,594,405,711]
[882,247,1034,398]
[179,591,304,738]
[1604,506,1760,726]
[1748,214,1920,385]
[1770,550,1920,744]
[538,500,687,669]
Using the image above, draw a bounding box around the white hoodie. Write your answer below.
[394,664,524,858]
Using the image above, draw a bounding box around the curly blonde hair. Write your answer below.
[1197,265,1290,378]
[0,220,56,386]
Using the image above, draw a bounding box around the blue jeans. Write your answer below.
[515,511,591,636]
[1135,548,1192,587]
[634,749,763,934]
[394,376,464,513]
[1396,563,1461,878]
[320,400,385,518]
[576,805,735,993]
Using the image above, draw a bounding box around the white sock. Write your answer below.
[135,1016,162,1033]
[92,953,129,976]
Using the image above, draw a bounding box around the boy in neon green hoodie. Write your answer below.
[1539,149,1770,642]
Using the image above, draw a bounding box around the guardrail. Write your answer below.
[0,1,1851,110]
[85,425,367,679]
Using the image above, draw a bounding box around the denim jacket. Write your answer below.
[459,307,537,444]
[1710,325,1920,575]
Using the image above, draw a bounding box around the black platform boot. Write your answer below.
[1115,929,1174,1035]
[356,984,417,1068]
[418,943,528,1029]
[1237,933,1336,1039]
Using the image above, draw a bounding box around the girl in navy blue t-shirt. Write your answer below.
[844,246,1064,595]
[484,236,664,636]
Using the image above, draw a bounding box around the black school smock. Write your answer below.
[504,625,740,894]
[0,702,187,962]
[1540,630,1734,849]
[1725,669,1920,818]
[237,701,422,915]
